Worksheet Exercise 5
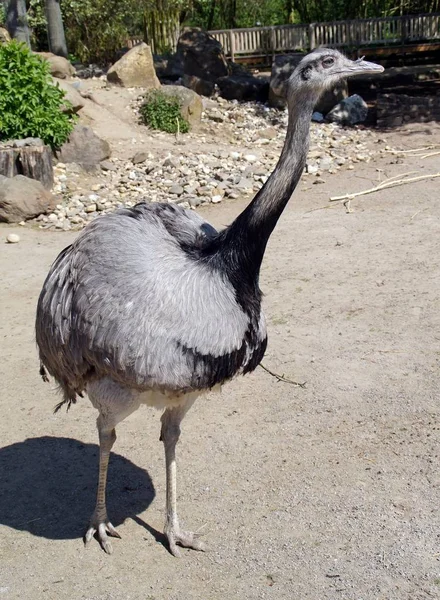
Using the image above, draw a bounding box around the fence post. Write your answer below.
[270,26,276,61]
[308,23,316,49]
[401,15,408,44]
[229,30,235,62]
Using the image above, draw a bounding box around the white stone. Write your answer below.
[6,233,20,243]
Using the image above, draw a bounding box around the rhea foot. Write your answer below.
[85,513,121,554]
[165,524,206,557]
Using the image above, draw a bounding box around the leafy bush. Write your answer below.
[0,41,76,149]
[140,90,189,134]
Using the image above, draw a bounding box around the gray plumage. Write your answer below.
[35,49,384,556]
[36,203,256,403]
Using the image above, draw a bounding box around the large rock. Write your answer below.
[0,175,55,223]
[56,125,111,169]
[0,27,11,44]
[176,28,228,83]
[154,54,184,82]
[107,43,160,88]
[377,92,440,128]
[217,74,269,102]
[182,74,215,97]
[326,94,368,125]
[35,52,75,79]
[315,83,348,114]
[159,86,203,129]
[268,54,303,108]
[53,79,85,114]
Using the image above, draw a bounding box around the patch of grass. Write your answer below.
[140,90,189,134]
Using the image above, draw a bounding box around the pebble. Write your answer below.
[6,233,20,243]
[132,151,148,164]
[169,184,184,195]
[37,95,378,231]
[100,160,117,172]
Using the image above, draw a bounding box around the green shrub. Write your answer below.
[140,90,189,134]
[0,41,76,149]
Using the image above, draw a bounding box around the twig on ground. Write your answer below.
[421,150,440,159]
[259,363,307,388]
[329,172,440,203]
[384,145,440,155]
[410,207,429,221]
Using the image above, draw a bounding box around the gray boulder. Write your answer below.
[35,52,75,79]
[326,94,368,125]
[182,74,215,97]
[217,75,269,102]
[315,83,348,114]
[159,86,203,129]
[53,79,85,114]
[176,28,228,83]
[0,175,55,223]
[107,43,160,88]
[56,125,111,170]
[312,111,325,123]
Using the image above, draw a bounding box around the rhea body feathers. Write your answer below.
[35,48,384,555]
[36,202,267,407]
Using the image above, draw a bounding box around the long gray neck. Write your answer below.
[216,86,318,281]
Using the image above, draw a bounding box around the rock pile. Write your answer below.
[34,96,379,231]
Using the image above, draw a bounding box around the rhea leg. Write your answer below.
[160,398,205,557]
[85,421,120,554]
[85,378,141,553]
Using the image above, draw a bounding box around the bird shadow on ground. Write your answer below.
[0,436,155,541]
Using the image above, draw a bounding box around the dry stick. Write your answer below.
[422,150,440,159]
[329,172,440,203]
[384,145,440,154]
[259,363,307,388]
[381,170,419,182]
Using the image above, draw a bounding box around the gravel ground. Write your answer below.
[34,93,381,231]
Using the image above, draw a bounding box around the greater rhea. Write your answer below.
[36,49,383,556]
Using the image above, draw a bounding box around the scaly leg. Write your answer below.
[160,398,205,557]
[85,420,121,554]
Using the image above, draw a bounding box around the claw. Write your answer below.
[166,528,206,557]
[84,519,121,554]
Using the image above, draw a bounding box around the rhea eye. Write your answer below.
[322,56,335,67]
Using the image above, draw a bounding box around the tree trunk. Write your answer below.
[45,0,68,58]
[207,0,216,30]
[5,0,30,47]
[0,146,54,190]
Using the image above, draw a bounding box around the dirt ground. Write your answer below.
[1,97,440,600]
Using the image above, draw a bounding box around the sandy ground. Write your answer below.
[1,111,440,600]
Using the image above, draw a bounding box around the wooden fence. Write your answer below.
[209,13,440,62]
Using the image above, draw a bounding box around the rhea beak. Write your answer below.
[342,56,384,76]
